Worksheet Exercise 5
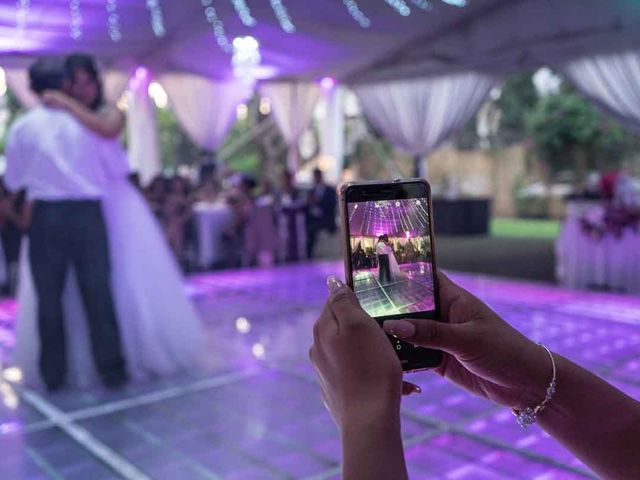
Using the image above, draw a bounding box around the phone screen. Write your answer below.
[345,183,437,320]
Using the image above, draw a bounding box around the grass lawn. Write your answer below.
[491,217,561,239]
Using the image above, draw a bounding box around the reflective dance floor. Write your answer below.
[1,261,640,479]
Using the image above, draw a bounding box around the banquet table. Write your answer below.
[556,201,640,294]
[432,198,490,236]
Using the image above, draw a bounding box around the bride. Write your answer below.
[13,55,205,389]
[376,235,402,283]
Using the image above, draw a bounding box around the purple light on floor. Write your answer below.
[0,262,639,479]
[320,76,336,89]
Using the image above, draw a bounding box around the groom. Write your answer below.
[4,58,127,391]
[376,234,391,284]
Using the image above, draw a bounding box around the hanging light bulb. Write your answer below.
[232,36,261,86]
[259,97,271,115]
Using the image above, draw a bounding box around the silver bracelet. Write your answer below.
[512,343,557,428]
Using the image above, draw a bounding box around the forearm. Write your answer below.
[538,354,640,479]
[341,409,408,480]
[66,101,123,138]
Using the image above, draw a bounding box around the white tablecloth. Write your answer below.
[193,202,234,269]
[556,201,640,294]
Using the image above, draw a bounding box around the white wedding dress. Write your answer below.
[387,245,403,281]
[13,144,205,390]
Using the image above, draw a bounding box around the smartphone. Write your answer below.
[340,179,442,371]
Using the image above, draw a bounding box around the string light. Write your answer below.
[69,0,83,40]
[106,0,122,42]
[201,0,233,53]
[385,0,411,16]
[270,0,295,33]
[410,0,431,9]
[15,0,30,35]
[146,0,166,38]
[442,0,467,6]
[231,0,257,27]
[343,0,371,28]
[232,36,261,85]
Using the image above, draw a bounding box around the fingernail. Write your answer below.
[326,276,345,294]
[383,320,415,339]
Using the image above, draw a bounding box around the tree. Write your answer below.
[526,84,640,182]
[495,72,538,145]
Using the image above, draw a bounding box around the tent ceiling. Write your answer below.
[1,0,639,82]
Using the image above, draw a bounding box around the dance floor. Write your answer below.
[1,261,640,479]
[353,263,435,316]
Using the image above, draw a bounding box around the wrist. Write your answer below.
[342,397,401,435]
[513,342,556,411]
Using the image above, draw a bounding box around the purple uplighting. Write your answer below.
[1,262,639,478]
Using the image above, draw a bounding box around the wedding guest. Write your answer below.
[244,179,278,267]
[306,168,337,259]
[310,275,640,480]
[277,171,308,263]
[163,176,192,261]
[0,185,31,295]
[146,175,168,222]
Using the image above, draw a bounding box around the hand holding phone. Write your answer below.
[340,179,442,371]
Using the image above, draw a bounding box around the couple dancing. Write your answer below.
[5,55,204,391]
[375,234,402,284]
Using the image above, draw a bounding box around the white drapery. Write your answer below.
[561,50,640,133]
[160,73,252,152]
[260,82,321,172]
[354,72,496,177]
[127,74,161,186]
[103,70,130,104]
[316,86,345,184]
[4,68,40,109]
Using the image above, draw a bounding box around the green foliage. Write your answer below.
[496,72,538,145]
[526,86,638,177]
[155,107,201,170]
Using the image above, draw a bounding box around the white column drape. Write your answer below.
[159,73,252,152]
[4,68,40,109]
[103,70,129,104]
[317,86,345,184]
[127,75,161,186]
[354,72,496,177]
[260,82,321,172]
[561,50,640,133]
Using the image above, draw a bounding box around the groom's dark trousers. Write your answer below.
[378,254,391,284]
[29,200,126,389]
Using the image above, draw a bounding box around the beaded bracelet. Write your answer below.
[512,343,557,428]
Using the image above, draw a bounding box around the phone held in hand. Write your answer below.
[340,179,443,371]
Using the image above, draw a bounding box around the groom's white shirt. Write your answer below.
[5,106,129,200]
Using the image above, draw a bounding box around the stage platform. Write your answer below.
[1,261,639,479]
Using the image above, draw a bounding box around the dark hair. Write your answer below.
[64,53,104,110]
[29,57,65,95]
